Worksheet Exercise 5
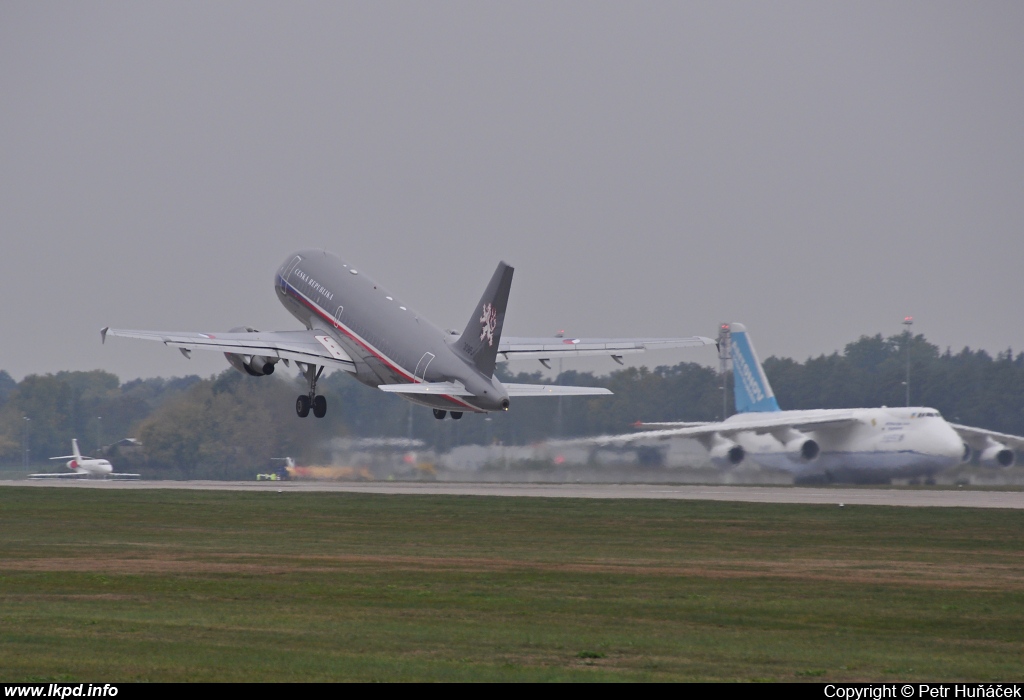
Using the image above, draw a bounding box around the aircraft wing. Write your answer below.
[28,472,87,479]
[102,327,356,372]
[498,336,714,361]
[107,473,141,479]
[949,424,1024,450]
[578,413,860,446]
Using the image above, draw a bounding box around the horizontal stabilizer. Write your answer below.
[378,381,474,396]
[503,384,612,396]
[500,336,713,361]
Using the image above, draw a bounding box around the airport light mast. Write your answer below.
[903,315,913,407]
[22,416,30,469]
[717,323,731,419]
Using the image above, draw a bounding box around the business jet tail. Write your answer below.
[729,323,781,413]
[457,262,514,377]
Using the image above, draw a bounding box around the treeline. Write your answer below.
[1,331,1023,477]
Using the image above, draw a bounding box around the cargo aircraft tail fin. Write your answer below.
[729,323,781,413]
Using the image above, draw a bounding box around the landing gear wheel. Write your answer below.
[450,411,463,420]
[296,395,311,418]
[313,394,327,418]
[433,409,447,420]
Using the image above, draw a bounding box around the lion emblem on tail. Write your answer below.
[479,303,497,346]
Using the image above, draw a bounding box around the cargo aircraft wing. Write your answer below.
[578,412,860,446]
[949,423,1024,451]
[101,327,357,372]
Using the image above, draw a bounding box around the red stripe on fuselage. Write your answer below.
[280,277,475,410]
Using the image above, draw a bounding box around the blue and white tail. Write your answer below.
[729,323,780,413]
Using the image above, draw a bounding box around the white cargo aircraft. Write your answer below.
[581,323,1024,480]
[29,439,140,480]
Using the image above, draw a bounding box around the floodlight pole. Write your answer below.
[717,323,732,420]
[903,316,914,407]
[22,416,30,469]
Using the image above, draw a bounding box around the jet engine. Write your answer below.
[979,441,1015,468]
[773,429,820,463]
[778,429,819,462]
[224,327,278,376]
[225,352,278,376]
[707,435,745,466]
[787,437,820,462]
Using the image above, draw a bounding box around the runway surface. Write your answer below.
[3,480,1023,509]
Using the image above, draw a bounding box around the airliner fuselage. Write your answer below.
[274,250,507,413]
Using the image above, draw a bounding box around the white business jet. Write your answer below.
[29,439,140,479]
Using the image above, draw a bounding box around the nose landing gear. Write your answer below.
[433,409,447,420]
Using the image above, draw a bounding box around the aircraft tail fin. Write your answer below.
[71,439,83,462]
[457,261,514,376]
[728,323,781,413]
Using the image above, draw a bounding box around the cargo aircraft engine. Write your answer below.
[772,428,820,463]
[979,441,1015,468]
[707,434,745,466]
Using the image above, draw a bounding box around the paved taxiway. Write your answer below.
[3,480,1022,509]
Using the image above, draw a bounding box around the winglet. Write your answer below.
[100,327,109,344]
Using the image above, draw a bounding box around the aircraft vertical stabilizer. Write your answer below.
[729,322,781,413]
[457,262,514,376]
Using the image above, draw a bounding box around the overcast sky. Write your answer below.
[2,2,1023,382]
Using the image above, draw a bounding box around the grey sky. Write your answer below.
[2,2,1023,382]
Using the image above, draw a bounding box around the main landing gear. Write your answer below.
[296,364,327,418]
[432,410,463,420]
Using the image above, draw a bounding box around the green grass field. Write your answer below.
[1,487,1022,682]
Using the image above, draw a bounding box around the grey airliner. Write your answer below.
[103,250,712,419]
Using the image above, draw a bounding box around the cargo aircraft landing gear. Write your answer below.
[433,409,446,420]
[296,364,327,418]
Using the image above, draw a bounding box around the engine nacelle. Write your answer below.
[226,352,271,376]
[979,442,1015,468]
[248,355,277,375]
[708,435,745,467]
[770,428,819,463]
[783,436,820,462]
[223,327,278,376]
